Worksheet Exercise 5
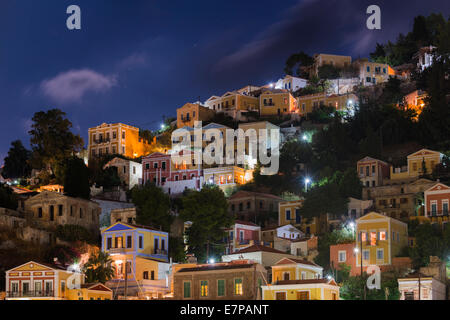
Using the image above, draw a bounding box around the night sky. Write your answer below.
[0,0,449,165]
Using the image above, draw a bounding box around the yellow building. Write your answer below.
[203,166,253,193]
[259,89,297,117]
[352,59,395,86]
[261,258,339,300]
[101,222,171,299]
[312,53,352,76]
[278,200,320,235]
[355,212,408,270]
[5,261,112,300]
[176,102,215,128]
[297,92,358,116]
[88,122,153,160]
[390,149,443,181]
[204,91,259,113]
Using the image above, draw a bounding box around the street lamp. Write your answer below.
[208,258,215,264]
[302,134,308,142]
[304,178,311,192]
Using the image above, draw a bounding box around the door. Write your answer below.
[22,282,30,296]
[275,292,286,300]
[34,281,42,296]
[297,291,309,300]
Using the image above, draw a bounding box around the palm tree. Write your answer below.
[83,251,115,284]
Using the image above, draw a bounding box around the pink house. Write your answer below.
[142,150,203,193]
[225,220,261,254]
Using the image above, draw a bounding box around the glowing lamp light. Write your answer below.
[349,222,355,229]
[354,248,359,254]
[302,134,308,141]
[209,258,215,264]
[305,178,311,184]
[327,275,332,280]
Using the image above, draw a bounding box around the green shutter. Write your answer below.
[183,282,191,298]
[218,280,225,296]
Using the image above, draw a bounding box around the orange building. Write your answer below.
[424,183,450,225]
[88,123,153,160]
[176,102,215,128]
[402,90,427,119]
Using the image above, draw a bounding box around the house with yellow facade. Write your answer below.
[278,200,320,235]
[88,123,153,160]
[204,91,260,120]
[259,89,297,117]
[352,58,395,86]
[355,212,408,272]
[261,258,339,300]
[390,149,443,181]
[101,222,171,299]
[297,92,358,116]
[176,102,216,129]
[311,53,352,76]
[5,261,112,300]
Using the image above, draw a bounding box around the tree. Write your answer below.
[180,185,233,263]
[29,109,83,178]
[55,225,97,244]
[2,140,32,179]
[318,64,341,79]
[169,236,186,263]
[62,156,91,200]
[340,272,400,300]
[0,184,18,210]
[131,184,172,231]
[284,51,314,78]
[83,251,115,284]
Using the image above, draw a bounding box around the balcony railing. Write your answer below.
[7,290,54,298]
[428,210,449,217]
[93,138,111,144]
[109,247,129,254]
[154,249,168,255]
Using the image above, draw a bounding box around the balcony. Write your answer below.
[154,249,168,255]
[427,210,449,217]
[109,247,129,255]
[93,138,111,144]
[7,290,54,298]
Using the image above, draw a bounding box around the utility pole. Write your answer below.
[418,272,421,300]
[124,261,128,300]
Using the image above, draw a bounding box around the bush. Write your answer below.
[55,225,96,244]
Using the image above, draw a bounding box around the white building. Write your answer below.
[103,157,142,190]
[398,273,446,300]
[275,75,308,92]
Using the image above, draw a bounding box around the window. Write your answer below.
[366,66,370,72]
[379,231,386,240]
[79,208,83,219]
[200,281,208,297]
[139,236,143,249]
[286,210,291,221]
[58,205,63,216]
[107,237,112,249]
[122,131,126,139]
[154,162,158,169]
[376,248,384,260]
[370,232,377,245]
[151,271,155,280]
[234,278,243,295]
[143,271,148,280]
[338,251,346,262]
[38,207,43,218]
[363,250,370,261]
[184,282,191,298]
[127,236,132,248]
[217,280,225,297]
[154,238,159,253]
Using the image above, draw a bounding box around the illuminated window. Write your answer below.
[220,176,225,184]
[360,232,367,242]
[234,278,243,295]
[370,232,377,246]
[379,231,386,241]
[200,281,208,297]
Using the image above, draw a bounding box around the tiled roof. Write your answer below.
[176,263,256,273]
[229,190,282,200]
[234,245,286,254]
[275,257,320,268]
[275,279,335,285]
[234,220,259,227]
